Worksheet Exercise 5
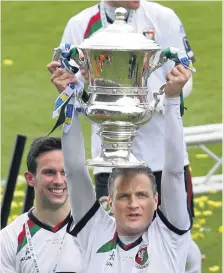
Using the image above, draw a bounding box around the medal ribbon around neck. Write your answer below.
[25,221,67,273]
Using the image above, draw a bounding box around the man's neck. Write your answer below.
[104,0,120,8]
[104,1,130,22]
[32,203,70,227]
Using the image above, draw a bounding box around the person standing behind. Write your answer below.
[0,137,83,273]
[60,0,195,214]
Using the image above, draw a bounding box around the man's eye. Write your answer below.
[45,170,54,175]
[61,170,66,176]
[137,192,149,198]
[119,194,128,199]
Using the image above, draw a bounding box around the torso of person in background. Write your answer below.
[60,0,195,175]
[0,210,83,273]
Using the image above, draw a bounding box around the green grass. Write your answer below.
[192,192,222,272]
[1,1,222,272]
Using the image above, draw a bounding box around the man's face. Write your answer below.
[109,173,158,236]
[109,0,140,10]
[26,150,68,210]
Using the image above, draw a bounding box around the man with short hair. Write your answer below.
[48,61,193,272]
[53,1,201,271]
[0,137,83,273]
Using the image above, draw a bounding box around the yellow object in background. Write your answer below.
[3,59,14,65]
[208,265,220,272]
[195,154,209,159]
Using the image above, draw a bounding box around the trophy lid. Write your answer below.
[79,7,160,51]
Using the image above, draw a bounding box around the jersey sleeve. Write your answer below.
[152,212,192,273]
[154,97,192,272]
[67,201,114,255]
[61,17,84,46]
[62,107,114,253]
[160,9,195,62]
[0,228,16,272]
[159,97,192,231]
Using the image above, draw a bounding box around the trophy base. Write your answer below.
[86,153,147,168]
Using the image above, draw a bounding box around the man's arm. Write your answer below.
[159,65,191,231]
[62,105,96,225]
[48,62,111,252]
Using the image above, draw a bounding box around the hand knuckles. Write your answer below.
[50,76,55,83]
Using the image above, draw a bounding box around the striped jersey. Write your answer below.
[61,1,195,173]
[0,210,83,273]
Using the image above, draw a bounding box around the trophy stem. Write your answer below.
[86,123,147,168]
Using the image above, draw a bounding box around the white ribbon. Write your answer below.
[25,222,67,273]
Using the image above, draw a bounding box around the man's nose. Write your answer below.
[128,195,139,208]
[54,173,64,184]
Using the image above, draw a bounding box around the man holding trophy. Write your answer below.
[49,0,201,272]
[47,6,198,272]
[48,58,192,273]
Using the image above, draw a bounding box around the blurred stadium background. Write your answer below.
[1,1,222,272]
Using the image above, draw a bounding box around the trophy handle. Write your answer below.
[148,47,196,76]
[152,83,166,113]
[52,43,88,74]
[149,47,196,113]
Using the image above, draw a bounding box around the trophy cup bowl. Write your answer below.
[57,8,168,168]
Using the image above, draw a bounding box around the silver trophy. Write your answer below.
[53,7,195,168]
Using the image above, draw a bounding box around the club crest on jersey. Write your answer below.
[143,29,155,41]
[134,244,149,269]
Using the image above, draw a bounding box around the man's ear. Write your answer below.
[108,195,114,215]
[24,171,35,187]
[154,192,158,211]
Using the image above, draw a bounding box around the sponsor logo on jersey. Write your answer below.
[134,244,150,269]
[20,247,31,263]
[105,250,116,267]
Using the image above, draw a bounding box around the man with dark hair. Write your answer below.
[26,137,62,174]
[0,137,83,273]
[48,61,193,272]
